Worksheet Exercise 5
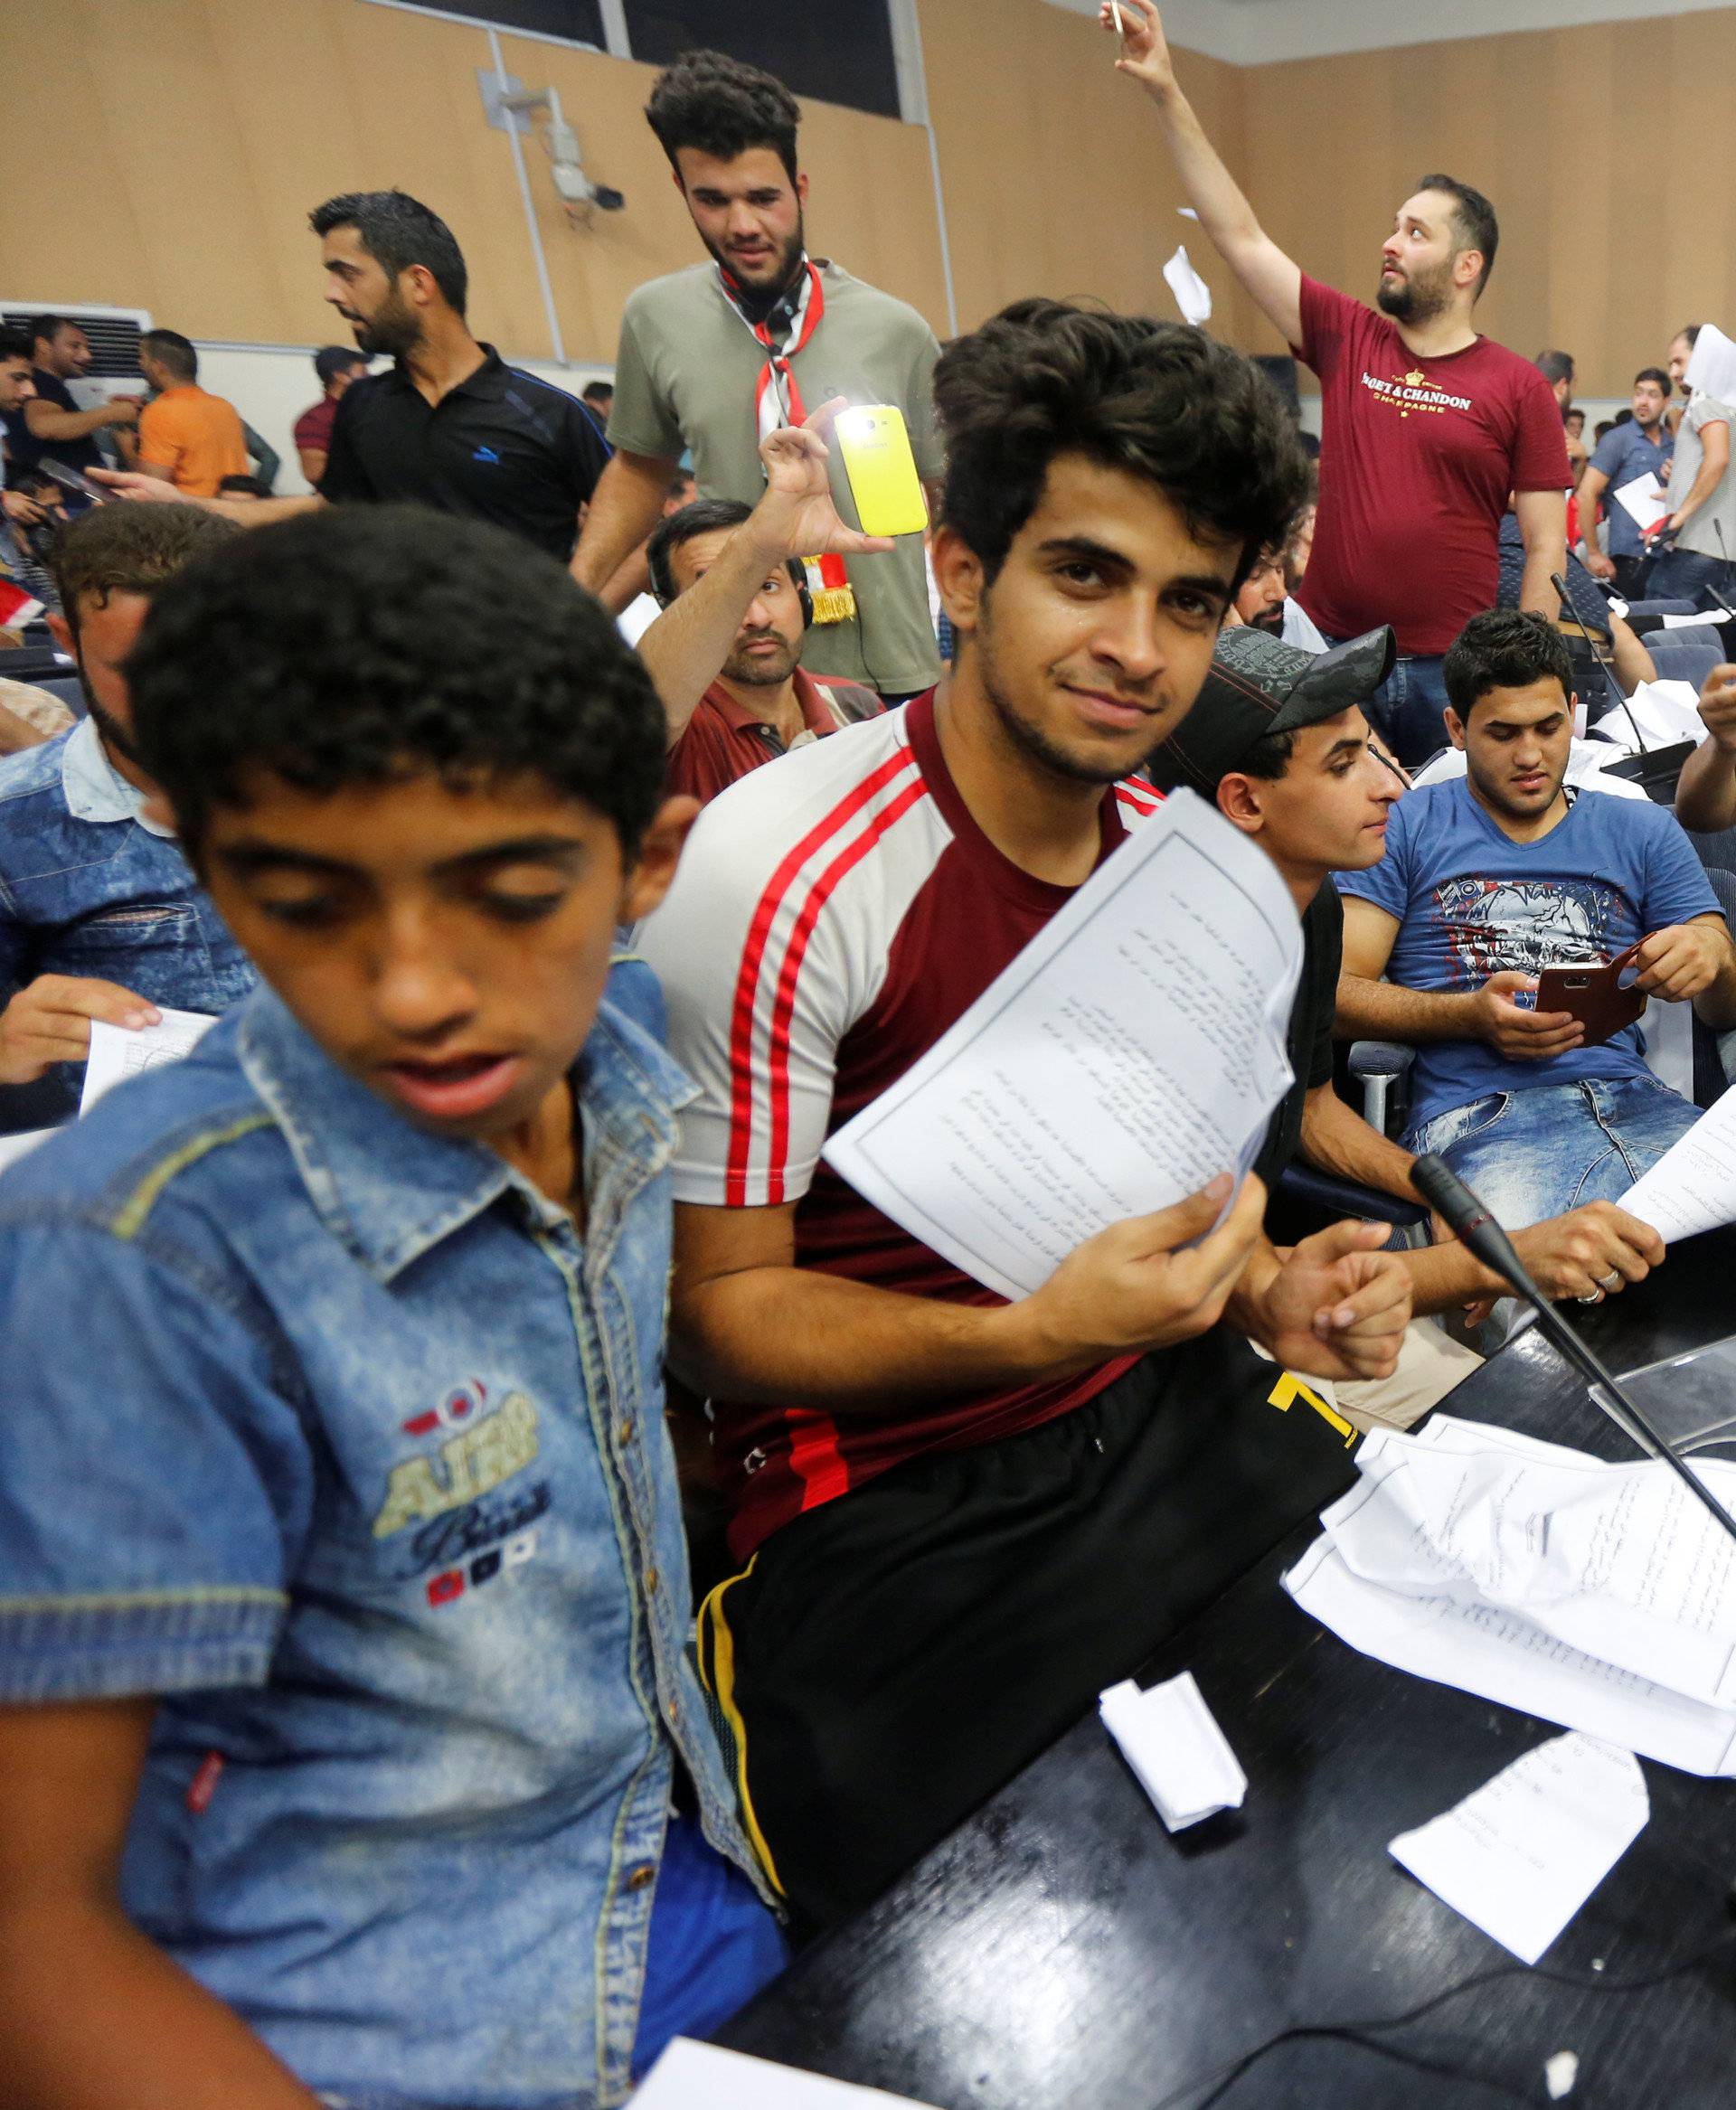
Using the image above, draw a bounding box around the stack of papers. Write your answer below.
[1284,1415,1736,1775]
[1100,1671,1247,1830]
[1590,678,1707,756]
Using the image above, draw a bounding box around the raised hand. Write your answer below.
[1099,0,1177,95]
[752,400,898,563]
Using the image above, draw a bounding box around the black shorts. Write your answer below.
[695,1330,1360,1931]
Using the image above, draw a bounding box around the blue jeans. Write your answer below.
[1405,1075,1702,1228]
[1360,652,1452,769]
[1644,547,1736,609]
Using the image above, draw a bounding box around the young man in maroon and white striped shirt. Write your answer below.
[639,301,1410,1929]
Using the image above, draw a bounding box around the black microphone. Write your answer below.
[1554,570,1644,746]
[1706,522,1736,626]
[1412,1153,1736,1549]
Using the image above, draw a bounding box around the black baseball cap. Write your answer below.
[1147,623,1396,797]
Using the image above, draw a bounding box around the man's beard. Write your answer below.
[1468,756,1566,820]
[82,688,145,768]
[349,291,424,360]
[722,629,801,687]
[706,216,806,313]
[1375,260,1453,325]
[1248,602,1285,636]
[975,599,1159,788]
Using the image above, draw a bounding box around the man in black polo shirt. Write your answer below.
[10,316,141,483]
[95,193,609,571]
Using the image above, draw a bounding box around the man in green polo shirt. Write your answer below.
[573,49,944,701]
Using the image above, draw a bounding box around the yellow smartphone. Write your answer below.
[834,405,929,537]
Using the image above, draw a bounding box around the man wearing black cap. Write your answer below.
[1150,624,1669,1416]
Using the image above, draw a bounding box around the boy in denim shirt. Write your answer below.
[0,507,783,2108]
[0,503,257,1131]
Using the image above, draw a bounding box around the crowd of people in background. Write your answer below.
[4,4,1736,2106]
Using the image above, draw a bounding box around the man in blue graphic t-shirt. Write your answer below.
[1335,609,1736,1240]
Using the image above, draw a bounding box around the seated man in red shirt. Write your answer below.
[639,299,1411,1930]
[642,494,882,805]
[1108,0,1569,767]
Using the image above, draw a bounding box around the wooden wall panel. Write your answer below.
[3,0,1734,391]
[492,33,948,365]
[918,0,1255,341]
[0,0,947,366]
[1239,12,1736,397]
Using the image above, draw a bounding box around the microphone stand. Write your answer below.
[1561,565,1698,800]
[1412,1154,1736,1549]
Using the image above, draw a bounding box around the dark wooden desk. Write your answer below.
[719,1228,1736,2107]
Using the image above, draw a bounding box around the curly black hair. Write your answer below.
[645,49,801,186]
[52,501,241,636]
[933,300,1312,597]
[1442,608,1572,718]
[126,507,669,861]
[309,191,467,316]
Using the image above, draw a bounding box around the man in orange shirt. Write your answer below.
[135,332,250,499]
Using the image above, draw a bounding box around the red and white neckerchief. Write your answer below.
[716,256,856,626]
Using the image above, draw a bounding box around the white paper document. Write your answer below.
[1100,1671,1248,1831]
[80,1008,217,1115]
[1684,321,1736,410]
[823,790,1301,1301]
[1389,1732,1648,1964]
[1284,1416,1736,1777]
[1590,678,1707,755]
[1163,242,1212,326]
[1622,1085,1736,1241]
[1613,472,1670,532]
[1660,608,1729,628]
[630,2039,939,2109]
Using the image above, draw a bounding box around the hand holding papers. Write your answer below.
[80,1006,216,1114]
[823,790,1301,1302]
[1613,472,1671,537]
[1390,1732,1648,1965]
[1285,1416,1736,1777]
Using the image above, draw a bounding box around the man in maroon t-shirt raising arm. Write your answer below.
[1106,0,1569,766]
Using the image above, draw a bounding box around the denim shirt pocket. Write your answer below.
[55,900,211,989]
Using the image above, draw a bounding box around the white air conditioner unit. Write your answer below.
[2,300,153,406]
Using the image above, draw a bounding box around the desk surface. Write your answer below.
[719,1228,1736,2108]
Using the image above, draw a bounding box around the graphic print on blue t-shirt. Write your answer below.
[1335,776,1720,1130]
[1434,871,1622,983]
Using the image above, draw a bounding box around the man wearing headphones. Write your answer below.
[635,410,888,805]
